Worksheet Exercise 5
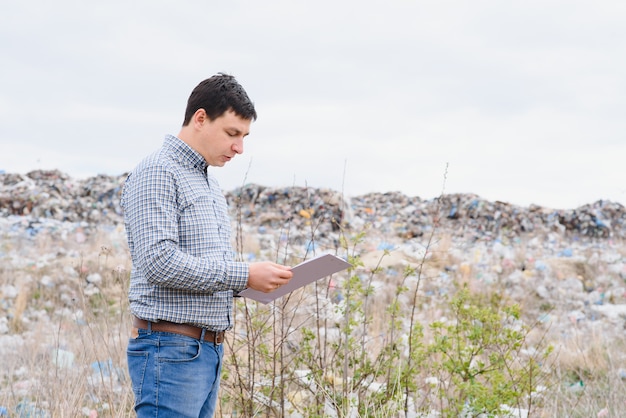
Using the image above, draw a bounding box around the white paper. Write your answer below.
[238,253,351,304]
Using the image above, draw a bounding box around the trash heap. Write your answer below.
[227,185,625,241]
[1,170,626,415]
[1,170,624,241]
[0,169,125,224]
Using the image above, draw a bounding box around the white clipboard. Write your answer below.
[239,254,351,304]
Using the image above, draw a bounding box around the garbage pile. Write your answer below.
[1,170,624,241]
[1,170,626,416]
[227,185,625,241]
[0,170,125,224]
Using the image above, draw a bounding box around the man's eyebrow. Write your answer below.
[227,127,250,136]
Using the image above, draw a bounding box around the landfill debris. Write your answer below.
[0,170,125,223]
[1,170,624,240]
[1,170,626,415]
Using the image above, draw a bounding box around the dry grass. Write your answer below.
[2,224,626,417]
[0,228,134,417]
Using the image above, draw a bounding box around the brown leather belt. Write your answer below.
[132,316,225,344]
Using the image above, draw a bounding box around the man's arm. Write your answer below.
[125,165,249,293]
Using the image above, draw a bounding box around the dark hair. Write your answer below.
[182,73,257,125]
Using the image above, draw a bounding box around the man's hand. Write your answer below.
[247,262,293,293]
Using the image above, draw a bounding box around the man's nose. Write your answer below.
[232,139,244,154]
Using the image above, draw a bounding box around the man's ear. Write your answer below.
[193,109,208,129]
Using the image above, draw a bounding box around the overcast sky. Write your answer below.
[1,1,625,209]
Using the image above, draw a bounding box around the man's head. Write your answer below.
[182,73,257,125]
[178,74,256,167]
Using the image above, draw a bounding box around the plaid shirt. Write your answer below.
[121,134,248,331]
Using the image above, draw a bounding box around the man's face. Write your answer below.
[199,109,251,167]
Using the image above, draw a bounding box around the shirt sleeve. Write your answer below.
[124,164,249,293]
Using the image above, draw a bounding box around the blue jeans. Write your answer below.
[127,328,224,417]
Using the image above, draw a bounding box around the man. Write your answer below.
[121,74,293,417]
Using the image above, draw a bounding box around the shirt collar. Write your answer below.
[163,134,208,172]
